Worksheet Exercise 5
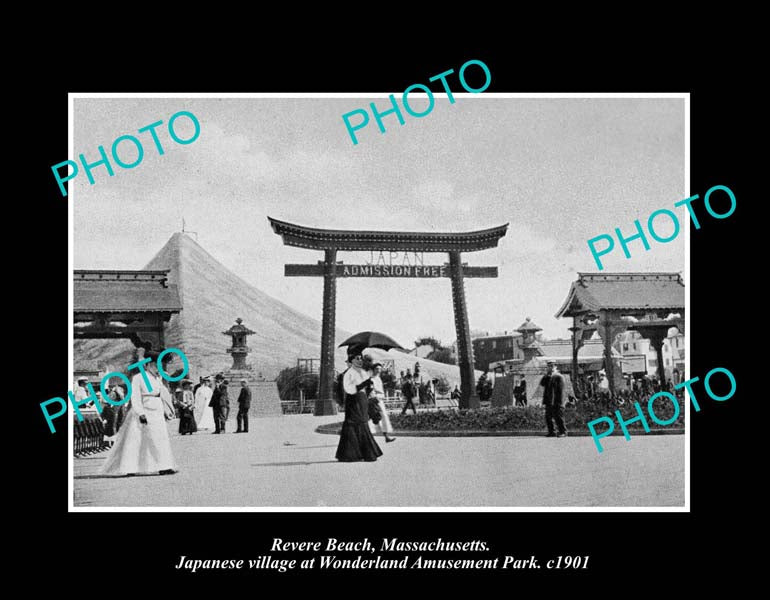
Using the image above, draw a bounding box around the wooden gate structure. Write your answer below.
[555,272,685,392]
[269,217,508,415]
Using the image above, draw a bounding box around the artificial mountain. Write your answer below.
[74,232,473,385]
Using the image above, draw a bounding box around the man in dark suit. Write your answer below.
[400,374,417,415]
[540,362,567,438]
[193,376,204,396]
[235,379,251,433]
[209,377,230,433]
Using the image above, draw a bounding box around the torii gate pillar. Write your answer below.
[317,249,338,416]
[450,251,480,409]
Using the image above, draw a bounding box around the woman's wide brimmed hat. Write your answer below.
[145,349,173,362]
[347,344,365,360]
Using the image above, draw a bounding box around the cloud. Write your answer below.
[184,123,281,184]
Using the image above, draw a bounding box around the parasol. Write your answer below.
[338,331,405,352]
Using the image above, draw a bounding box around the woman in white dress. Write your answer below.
[194,377,215,430]
[100,351,178,476]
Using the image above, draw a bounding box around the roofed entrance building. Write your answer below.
[74,270,182,352]
[555,272,685,392]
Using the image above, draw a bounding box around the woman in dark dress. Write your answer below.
[177,379,198,435]
[336,348,383,462]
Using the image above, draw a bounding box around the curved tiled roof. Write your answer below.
[555,272,685,318]
[74,270,182,313]
[268,217,509,252]
[222,318,256,336]
[516,317,542,332]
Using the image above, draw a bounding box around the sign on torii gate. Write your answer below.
[269,217,509,415]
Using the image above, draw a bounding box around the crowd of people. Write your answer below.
[472,366,685,412]
[395,364,441,411]
[79,347,683,472]
[572,368,685,407]
[72,352,255,477]
[469,362,685,438]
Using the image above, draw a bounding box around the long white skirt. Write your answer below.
[197,405,215,430]
[100,397,176,475]
[369,397,394,435]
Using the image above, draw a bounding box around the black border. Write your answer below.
[29,39,748,589]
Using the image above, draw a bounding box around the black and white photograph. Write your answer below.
[69,94,687,509]
[24,31,755,591]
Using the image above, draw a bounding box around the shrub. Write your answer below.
[276,366,319,401]
[388,395,685,431]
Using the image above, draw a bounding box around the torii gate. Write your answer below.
[269,217,508,415]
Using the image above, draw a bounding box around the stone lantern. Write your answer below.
[222,317,255,371]
[516,317,543,361]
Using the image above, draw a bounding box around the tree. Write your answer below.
[276,366,319,401]
[427,347,456,365]
[414,336,456,365]
[414,336,442,351]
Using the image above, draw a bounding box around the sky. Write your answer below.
[72,95,685,347]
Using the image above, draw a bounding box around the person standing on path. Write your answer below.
[451,385,461,404]
[74,377,92,407]
[369,363,396,443]
[210,377,230,434]
[235,379,251,433]
[540,361,567,438]
[176,379,197,435]
[109,384,128,433]
[400,373,417,415]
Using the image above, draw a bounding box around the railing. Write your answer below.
[280,400,315,415]
[384,394,460,412]
[279,393,462,415]
[73,412,111,457]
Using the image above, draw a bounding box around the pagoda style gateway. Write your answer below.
[555,272,685,392]
[220,318,282,417]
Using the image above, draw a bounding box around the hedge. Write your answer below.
[388,396,685,432]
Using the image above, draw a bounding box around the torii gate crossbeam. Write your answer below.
[269,217,509,415]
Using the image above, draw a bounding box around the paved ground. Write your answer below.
[73,414,685,508]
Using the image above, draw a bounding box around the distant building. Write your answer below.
[539,339,621,373]
[490,338,620,375]
[74,360,103,387]
[614,329,684,380]
[472,332,524,371]
[471,318,548,371]
[668,330,685,376]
